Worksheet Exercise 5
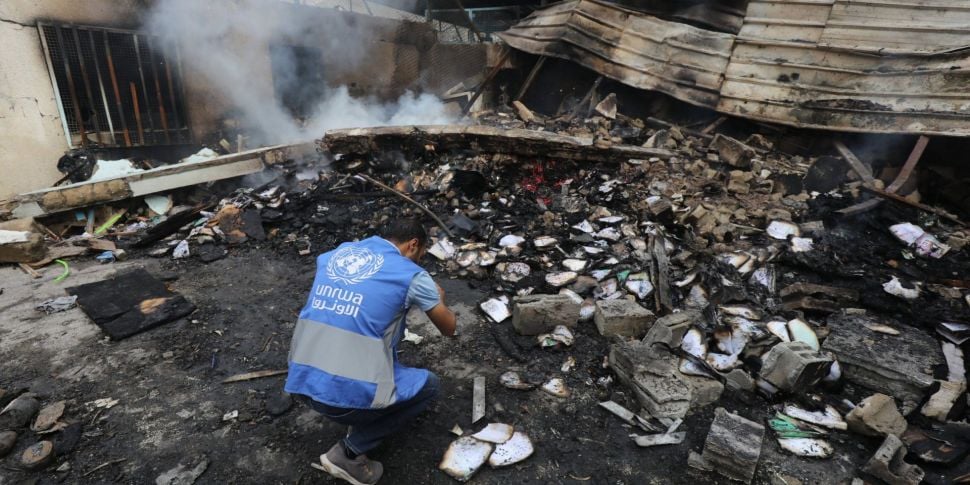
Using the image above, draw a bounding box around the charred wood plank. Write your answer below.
[321,125,675,163]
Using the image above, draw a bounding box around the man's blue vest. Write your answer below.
[285,236,429,409]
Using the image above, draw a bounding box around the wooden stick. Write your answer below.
[18,263,41,279]
[886,135,929,193]
[221,369,288,384]
[462,48,511,116]
[833,140,875,185]
[356,174,455,238]
[515,56,546,102]
[83,458,126,477]
[861,186,967,227]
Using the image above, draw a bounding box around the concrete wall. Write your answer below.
[0,0,149,201]
[0,0,469,200]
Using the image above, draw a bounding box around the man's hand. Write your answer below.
[427,283,456,337]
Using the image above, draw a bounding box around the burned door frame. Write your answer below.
[36,22,192,149]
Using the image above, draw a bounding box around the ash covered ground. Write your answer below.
[1,112,969,484]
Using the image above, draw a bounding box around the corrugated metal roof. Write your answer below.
[498,0,735,109]
[500,0,970,136]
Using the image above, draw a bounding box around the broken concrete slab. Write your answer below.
[861,434,924,485]
[0,218,46,263]
[823,313,943,414]
[594,299,655,338]
[642,309,701,347]
[845,394,907,437]
[695,407,764,484]
[710,134,755,168]
[2,144,312,218]
[760,341,833,392]
[921,380,966,422]
[609,341,692,419]
[511,294,580,336]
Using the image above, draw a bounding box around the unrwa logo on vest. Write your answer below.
[327,246,384,285]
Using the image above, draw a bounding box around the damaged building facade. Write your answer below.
[0,0,489,200]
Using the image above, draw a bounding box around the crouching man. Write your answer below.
[285,219,457,485]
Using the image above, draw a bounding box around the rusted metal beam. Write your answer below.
[70,27,104,145]
[103,31,132,147]
[145,36,171,144]
[132,35,158,144]
[87,30,116,145]
[129,82,145,145]
[54,26,88,147]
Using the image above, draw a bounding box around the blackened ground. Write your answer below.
[0,247,881,485]
[1,160,968,484]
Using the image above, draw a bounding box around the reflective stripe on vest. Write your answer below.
[289,317,403,408]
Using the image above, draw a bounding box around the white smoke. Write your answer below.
[145,0,457,146]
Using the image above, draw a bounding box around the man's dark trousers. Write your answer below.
[309,373,440,455]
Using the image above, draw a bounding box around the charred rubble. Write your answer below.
[2,10,970,485]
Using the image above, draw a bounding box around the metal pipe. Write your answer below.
[87,30,116,145]
[70,27,104,145]
[132,35,157,143]
[54,26,88,147]
[103,31,132,146]
[145,36,170,144]
[130,82,145,145]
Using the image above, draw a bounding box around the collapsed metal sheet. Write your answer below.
[722,0,970,136]
[498,0,735,109]
[500,0,970,136]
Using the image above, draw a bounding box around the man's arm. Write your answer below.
[426,284,457,337]
[408,272,457,337]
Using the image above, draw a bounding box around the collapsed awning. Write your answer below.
[499,0,970,136]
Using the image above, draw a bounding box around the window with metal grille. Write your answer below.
[39,23,191,148]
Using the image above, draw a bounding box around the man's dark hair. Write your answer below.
[382,218,429,248]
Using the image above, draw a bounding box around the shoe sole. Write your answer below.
[314,454,371,485]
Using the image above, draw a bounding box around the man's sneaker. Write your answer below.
[317,441,383,485]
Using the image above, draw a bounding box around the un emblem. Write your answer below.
[326,246,384,285]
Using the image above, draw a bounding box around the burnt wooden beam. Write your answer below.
[321,125,675,163]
